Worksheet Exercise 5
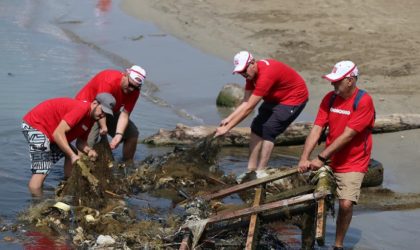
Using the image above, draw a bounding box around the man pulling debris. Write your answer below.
[298,61,375,250]
[22,93,116,196]
[215,51,308,177]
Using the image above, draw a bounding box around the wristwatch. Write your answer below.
[317,154,328,164]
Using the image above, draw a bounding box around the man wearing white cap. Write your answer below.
[75,65,146,162]
[215,51,308,176]
[22,93,116,196]
[297,61,375,250]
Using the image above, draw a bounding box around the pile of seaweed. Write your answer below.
[15,136,240,248]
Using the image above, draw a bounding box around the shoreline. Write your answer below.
[121,0,420,117]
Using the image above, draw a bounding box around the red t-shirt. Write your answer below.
[75,69,140,113]
[245,59,308,105]
[314,88,375,173]
[23,98,94,143]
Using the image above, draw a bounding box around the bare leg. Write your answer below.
[122,136,138,162]
[248,132,262,171]
[28,174,47,196]
[335,199,354,247]
[64,156,73,178]
[256,140,274,171]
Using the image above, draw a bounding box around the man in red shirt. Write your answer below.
[298,61,375,250]
[215,51,308,176]
[22,93,116,196]
[75,65,146,162]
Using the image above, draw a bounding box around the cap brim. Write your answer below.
[102,106,113,116]
[232,64,246,74]
[322,73,346,82]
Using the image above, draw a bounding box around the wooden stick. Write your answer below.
[105,190,122,198]
[315,199,327,246]
[245,187,264,250]
[185,191,329,229]
[201,168,299,201]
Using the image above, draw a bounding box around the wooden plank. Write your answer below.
[201,168,299,201]
[315,199,327,246]
[264,185,314,204]
[179,231,191,250]
[183,191,329,230]
[245,187,264,250]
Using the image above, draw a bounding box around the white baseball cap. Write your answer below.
[232,51,254,74]
[126,65,146,85]
[322,60,358,82]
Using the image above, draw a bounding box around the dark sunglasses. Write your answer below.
[239,63,250,77]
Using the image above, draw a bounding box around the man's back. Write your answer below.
[23,98,92,143]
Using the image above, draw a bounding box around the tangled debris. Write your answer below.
[8,134,417,249]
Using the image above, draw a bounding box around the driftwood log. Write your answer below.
[144,114,420,146]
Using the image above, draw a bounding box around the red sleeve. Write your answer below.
[347,94,375,132]
[314,92,334,127]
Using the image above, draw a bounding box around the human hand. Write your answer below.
[87,149,98,161]
[298,159,311,173]
[109,134,123,149]
[99,126,108,136]
[214,126,229,137]
[219,118,230,127]
[309,158,324,171]
[70,154,80,164]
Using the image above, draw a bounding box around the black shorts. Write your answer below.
[251,101,306,142]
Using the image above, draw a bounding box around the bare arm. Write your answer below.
[220,90,252,126]
[215,93,262,137]
[110,109,130,149]
[298,124,323,172]
[53,120,79,164]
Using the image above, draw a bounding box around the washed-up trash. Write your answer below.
[96,235,115,246]
[53,202,71,212]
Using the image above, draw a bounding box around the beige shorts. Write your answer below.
[87,113,139,146]
[334,172,365,203]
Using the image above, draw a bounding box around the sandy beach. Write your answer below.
[122,0,420,117]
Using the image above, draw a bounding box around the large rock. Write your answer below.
[144,114,420,146]
[216,83,244,108]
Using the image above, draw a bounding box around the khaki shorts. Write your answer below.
[87,113,139,146]
[334,172,365,203]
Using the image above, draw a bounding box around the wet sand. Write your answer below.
[121,0,420,248]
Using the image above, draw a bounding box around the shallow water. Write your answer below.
[0,0,419,249]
